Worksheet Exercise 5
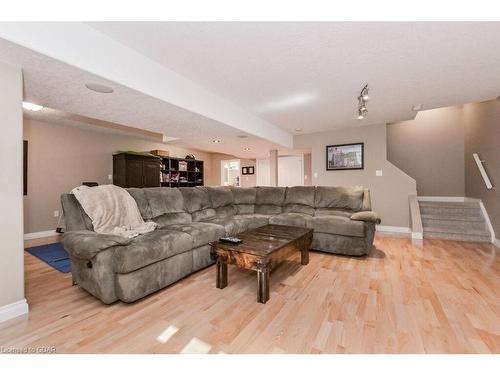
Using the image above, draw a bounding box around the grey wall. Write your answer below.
[0,62,25,311]
[294,123,417,227]
[464,100,500,238]
[387,106,465,196]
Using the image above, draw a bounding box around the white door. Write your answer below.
[278,155,304,187]
[256,158,270,186]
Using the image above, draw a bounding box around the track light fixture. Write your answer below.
[357,84,369,120]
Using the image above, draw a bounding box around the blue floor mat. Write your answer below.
[25,243,71,273]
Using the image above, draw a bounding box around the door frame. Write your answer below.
[220,159,241,186]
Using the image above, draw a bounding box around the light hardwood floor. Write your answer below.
[2,234,499,353]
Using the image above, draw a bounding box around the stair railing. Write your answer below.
[473,153,494,189]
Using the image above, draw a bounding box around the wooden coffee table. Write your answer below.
[210,224,313,304]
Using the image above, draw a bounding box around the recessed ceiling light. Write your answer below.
[212,139,221,143]
[295,128,303,132]
[22,102,44,111]
[85,83,114,94]
[412,104,423,111]
[244,147,250,151]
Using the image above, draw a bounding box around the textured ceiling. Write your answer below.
[0,37,294,158]
[2,22,500,159]
[89,22,500,133]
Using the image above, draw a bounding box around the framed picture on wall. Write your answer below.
[326,142,364,170]
[242,167,248,175]
[247,166,254,175]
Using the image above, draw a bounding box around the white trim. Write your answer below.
[24,230,58,240]
[0,299,29,323]
[412,232,423,240]
[493,238,500,248]
[417,196,465,202]
[376,225,411,234]
[478,200,496,243]
[473,153,494,189]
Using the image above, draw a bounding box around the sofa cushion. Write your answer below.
[282,186,315,215]
[234,214,270,230]
[231,187,256,214]
[215,205,238,217]
[308,216,365,237]
[314,208,353,218]
[180,187,216,222]
[234,204,254,214]
[231,187,256,204]
[113,230,193,273]
[202,216,248,236]
[154,212,194,227]
[206,186,237,217]
[255,204,282,215]
[284,186,315,206]
[164,222,225,247]
[142,188,184,217]
[269,213,313,227]
[127,188,153,220]
[205,186,234,208]
[350,211,381,224]
[255,187,286,215]
[314,186,364,211]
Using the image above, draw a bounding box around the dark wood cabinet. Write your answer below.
[160,157,204,188]
[113,153,161,188]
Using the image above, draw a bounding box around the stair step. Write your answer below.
[418,200,479,208]
[423,224,490,236]
[421,213,483,221]
[423,231,491,242]
[422,219,487,232]
[419,206,480,217]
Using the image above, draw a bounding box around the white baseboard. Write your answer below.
[0,299,29,324]
[478,200,496,243]
[24,230,59,240]
[376,225,411,234]
[417,196,465,202]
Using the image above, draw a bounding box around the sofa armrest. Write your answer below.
[63,230,133,260]
[350,211,381,224]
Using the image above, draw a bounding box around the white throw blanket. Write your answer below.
[71,184,157,238]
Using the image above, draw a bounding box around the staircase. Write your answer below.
[419,200,491,242]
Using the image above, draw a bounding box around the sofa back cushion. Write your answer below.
[140,187,192,225]
[180,187,216,221]
[205,186,237,217]
[127,188,153,219]
[314,186,364,212]
[283,186,315,215]
[255,187,286,215]
[60,193,94,231]
[231,187,256,214]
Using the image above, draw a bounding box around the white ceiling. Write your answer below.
[0,34,294,158]
[1,22,500,158]
[89,22,500,133]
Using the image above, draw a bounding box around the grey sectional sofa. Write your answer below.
[61,186,380,304]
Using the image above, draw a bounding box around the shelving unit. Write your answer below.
[160,157,204,187]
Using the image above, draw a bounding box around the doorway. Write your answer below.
[220,159,241,187]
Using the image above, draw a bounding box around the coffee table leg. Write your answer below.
[216,260,228,289]
[301,247,309,265]
[257,266,270,304]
